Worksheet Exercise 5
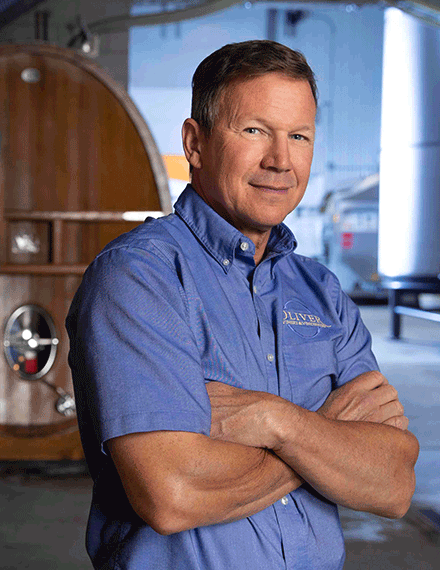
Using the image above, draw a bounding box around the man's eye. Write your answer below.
[291,134,306,141]
[244,128,259,134]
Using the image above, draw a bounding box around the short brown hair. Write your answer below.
[191,40,317,134]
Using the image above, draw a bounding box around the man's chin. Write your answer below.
[238,218,284,237]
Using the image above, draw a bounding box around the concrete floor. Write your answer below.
[340,305,440,570]
[0,305,439,569]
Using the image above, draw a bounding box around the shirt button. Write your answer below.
[253,285,257,294]
[222,259,230,266]
[281,496,289,505]
[240,241,249,251]
[267,353,275,362]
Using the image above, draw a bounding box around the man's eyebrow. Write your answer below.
[242,117,315,131]
[290,125,315,132]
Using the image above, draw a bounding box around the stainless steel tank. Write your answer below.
[379,7,440,288]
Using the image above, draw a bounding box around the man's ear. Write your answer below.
[182,118,205,170]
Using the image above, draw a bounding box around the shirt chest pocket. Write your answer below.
[283,339,337,411]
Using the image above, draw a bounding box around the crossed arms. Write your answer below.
[108,370,419,535]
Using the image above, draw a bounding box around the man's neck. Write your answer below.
[241,230,271,266]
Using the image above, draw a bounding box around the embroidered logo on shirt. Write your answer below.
[283,300,331,338]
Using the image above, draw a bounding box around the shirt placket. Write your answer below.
[253,258,310,569]
[273,498,308,570]
[251,261,279,396]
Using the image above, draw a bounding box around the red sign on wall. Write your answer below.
[341,232,354,249]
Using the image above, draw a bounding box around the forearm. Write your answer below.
[271,403,419,518]
[108,431,302,535]
[207,372,419,518]
[177,437,302,528]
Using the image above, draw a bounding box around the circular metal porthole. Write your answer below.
[3,305,59,380]
[21,68,41,83]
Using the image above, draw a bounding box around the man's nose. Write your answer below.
[261,137,292,172]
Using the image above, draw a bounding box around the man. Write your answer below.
[67,40,419,569]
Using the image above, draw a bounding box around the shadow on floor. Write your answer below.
[0,470,439,570]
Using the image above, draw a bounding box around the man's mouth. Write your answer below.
[250,183,291,192]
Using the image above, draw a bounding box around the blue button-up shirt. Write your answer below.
[67,185,378,570]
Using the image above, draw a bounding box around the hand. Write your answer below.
[206,381,283,449]
[317,371,408,430]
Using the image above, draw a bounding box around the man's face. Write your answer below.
[185,72,316,244]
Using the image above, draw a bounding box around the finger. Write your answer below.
[348,370,388,391]
[383,415,409,431]
[365,399,404,424]
[367,384,399,407]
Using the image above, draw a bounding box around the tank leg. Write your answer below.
[389,289,401,339]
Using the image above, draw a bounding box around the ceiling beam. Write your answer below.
[88,0,440,33]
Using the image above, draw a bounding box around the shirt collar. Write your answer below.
[174,184,297,272]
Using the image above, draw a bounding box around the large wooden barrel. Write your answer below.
[0,43,172,461]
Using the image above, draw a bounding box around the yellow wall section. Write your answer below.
[163,155,190,182]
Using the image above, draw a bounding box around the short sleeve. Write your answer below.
[66,244,211,456]
[331,277,379,387]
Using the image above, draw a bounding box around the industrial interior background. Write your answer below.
[0,0,439,568]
